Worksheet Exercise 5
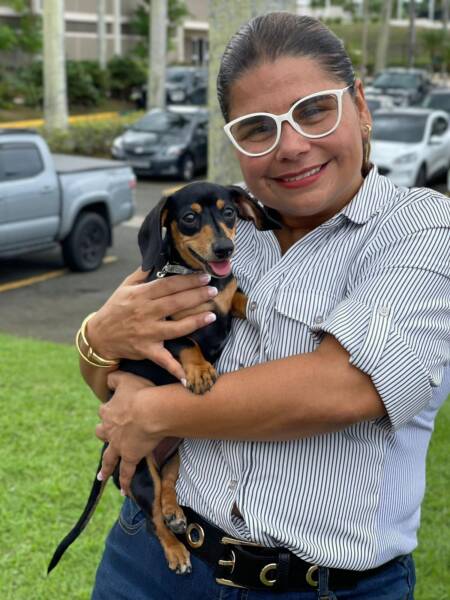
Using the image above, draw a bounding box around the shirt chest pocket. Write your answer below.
[273,288,338,355]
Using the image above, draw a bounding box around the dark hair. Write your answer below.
[217,12,356,122]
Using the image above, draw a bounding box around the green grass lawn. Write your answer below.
[0,333,448,599]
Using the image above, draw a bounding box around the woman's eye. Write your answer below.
[182,212,197,224]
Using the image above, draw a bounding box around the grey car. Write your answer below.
[112,106,208,181]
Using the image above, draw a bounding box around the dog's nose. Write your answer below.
[212,239,234,260]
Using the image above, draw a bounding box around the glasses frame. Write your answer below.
[224,85,353,157]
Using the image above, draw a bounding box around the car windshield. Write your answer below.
[167,72,189,84]
[367,99,381,112]
[372,114,428,143]
[423,93,450,112]
[373,72,420,89]
[131,111,189,133]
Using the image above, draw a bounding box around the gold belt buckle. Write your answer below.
[306,564,319,588]
[216,535,278,589]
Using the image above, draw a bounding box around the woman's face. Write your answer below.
[227,56,371,230]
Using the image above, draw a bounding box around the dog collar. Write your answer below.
[156,262,201,278]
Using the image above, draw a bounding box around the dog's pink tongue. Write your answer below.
[209,260,232,277]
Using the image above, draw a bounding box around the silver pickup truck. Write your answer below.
[0,129,135,271]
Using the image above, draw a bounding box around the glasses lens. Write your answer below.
[229,115,277,155]
[293,93,339,137]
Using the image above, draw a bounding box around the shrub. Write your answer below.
[39,113,143,158]
[66,61,102,106]
[107,55,147,100]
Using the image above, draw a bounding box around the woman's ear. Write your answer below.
[354,79,372,129]
[137,196,170,272]
[227,185,282,230]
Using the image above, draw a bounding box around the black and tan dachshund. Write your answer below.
[47,181,280,575]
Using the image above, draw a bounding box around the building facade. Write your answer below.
[0,0,208,65]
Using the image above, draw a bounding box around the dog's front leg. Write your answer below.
[231,289,248,319]
[160,453,187,534]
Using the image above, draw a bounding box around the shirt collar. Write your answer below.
[338,165,397,225]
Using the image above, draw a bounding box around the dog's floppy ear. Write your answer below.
[227,185,282,230]
[138,196,170,272]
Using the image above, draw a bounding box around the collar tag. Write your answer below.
[156,262,201,278]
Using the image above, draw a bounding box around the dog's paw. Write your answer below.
[185,362,218,394]
[165,542,192,575]
[164,511,187,534]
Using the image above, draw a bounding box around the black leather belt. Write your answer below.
[177,507,399,593]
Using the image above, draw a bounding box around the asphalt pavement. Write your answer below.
[0,179,179,344]
[0,176,447,346]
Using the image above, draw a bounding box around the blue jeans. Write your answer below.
[91,499,416,600]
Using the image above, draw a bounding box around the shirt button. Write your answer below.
[379,306,390,317]
[314,315,324,325]
[228,480,238,491]
[249,301,257,311]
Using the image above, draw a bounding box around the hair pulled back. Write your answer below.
[217,12,356,122]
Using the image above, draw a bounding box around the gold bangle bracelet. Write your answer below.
[75,312,120,368]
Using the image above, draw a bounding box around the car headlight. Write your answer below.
[113,137,124,150]
[166,145,185,157]
[394,152,418,165]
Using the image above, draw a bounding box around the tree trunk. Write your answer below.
[148,0,167,110]
[361,0,370,83]
[208,0,296,184]
[113,0,122,56]
[97,0,107,69]
[407,0,416,68]
[442,0,449,80]
[375,0,392,72]
[43,0,68,131]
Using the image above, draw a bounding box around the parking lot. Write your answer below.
[0,179,180,343]
[0,174,447,345]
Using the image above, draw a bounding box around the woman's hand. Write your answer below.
[95,370,162,496]
[86,267,217,381]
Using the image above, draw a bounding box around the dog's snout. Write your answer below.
[212,239,234,260]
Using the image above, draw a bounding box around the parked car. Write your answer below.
[112,106,208,181]
[422,88,450,115]
[365,94,394,115]
[365,68,432,106]
[0,129,135,271]
[370,108,450,187]
[131,66,208,109]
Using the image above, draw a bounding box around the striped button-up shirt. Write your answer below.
[177,167,450,570]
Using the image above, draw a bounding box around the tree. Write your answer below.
[208,0,296,184]
[97,0,107,69]
[43,0,68,131]
[0,0,41,55]
[360,0,370,82]
[148,0,167,109]
[408,0,416,67]
[375,0,393,72]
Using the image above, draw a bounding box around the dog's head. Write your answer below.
[138,181,281,278]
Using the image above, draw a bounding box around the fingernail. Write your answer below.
[97,471,104,481]
[199,273,211,284]
[120,488,126,497]
[181,378,187,387]
[204,312,217,324]
[207,286,218,298]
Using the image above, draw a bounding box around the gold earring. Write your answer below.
[362,123,372,176]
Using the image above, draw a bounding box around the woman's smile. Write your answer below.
[271,162,328,189]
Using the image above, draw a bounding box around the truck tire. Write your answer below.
[62,212,109,272]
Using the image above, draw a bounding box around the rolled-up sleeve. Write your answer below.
[312,227,450,429]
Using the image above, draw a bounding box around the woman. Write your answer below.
[82,13,449,600]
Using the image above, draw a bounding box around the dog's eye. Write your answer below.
[182,212,197,224]
[223,206,236,219]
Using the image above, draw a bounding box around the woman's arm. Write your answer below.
[97,334,385,494]
[80,267,218,400]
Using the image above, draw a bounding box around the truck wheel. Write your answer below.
[62,212,109,272]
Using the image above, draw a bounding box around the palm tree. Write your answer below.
[407,0,416,68]
[208,0,297,183]
[148,0,167,109]
[375,0,393,73]
[361,0,370,83]
[97,0,107,70]
[43,0,68,131]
